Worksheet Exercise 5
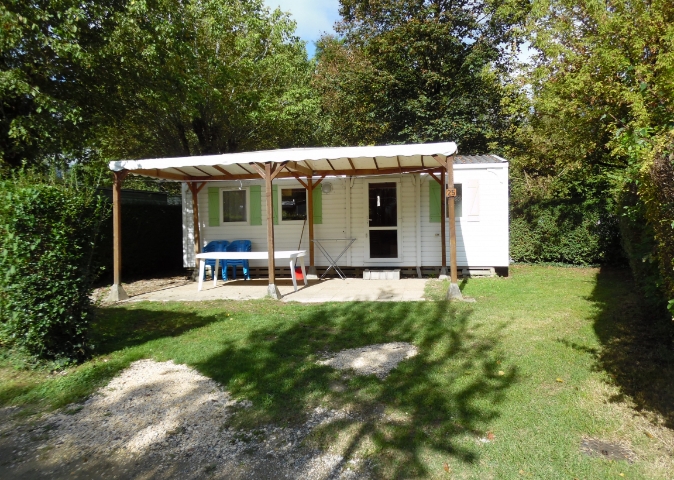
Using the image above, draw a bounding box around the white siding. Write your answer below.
[188,163,509,269]
[419,164,509,267]
[196,178,349,268]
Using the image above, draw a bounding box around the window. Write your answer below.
[222,189,247,223]
[281,188,307,221]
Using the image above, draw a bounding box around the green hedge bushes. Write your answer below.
[623,134,674,315]
[509,172,623,265]
[0,176,108,362]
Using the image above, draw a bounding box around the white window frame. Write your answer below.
[220,187,250,226]
[278,185,308,224]
[364,178,403,263]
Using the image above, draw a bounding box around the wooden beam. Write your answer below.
[134,169,189,181]
[432,154,448,170]
[130,165,444,182]
[373,157,379,170]
[347,158,355,170]
[250,162,266,179]
[290,172,308,189]
[326,159,335,170]
[238,164,254,175]
[287,161,312,177]
[110,170,129,301]
[192,166,213,177]
[428,171,442,185]
[311,174,326,189]
[212,165,235,179]
[174,167,194,177]
[194,182,206,194]
[265,163,280,298]
[307,177,315,267]
[269,162,287,181]
[440,168,447,272]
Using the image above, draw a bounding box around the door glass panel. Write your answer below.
[368,182,397,227]
[369,230,398,258]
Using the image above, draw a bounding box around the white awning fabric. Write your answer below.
[108,142,458,181]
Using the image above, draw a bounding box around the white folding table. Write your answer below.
[195,250,307,292]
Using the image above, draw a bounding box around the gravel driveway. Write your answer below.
[0,360,374,479]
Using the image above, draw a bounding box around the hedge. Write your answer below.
[0,176,108,362]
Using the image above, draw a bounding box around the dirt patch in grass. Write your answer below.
[317,343,418,379]
[92,275,192,306]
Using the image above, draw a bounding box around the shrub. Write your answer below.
[0,174,108,362]
[510,201,622,265]
[629,134,674,316]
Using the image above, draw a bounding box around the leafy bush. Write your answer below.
[510,201,622,266]
[625,134,674,316]
[0,174,108,362]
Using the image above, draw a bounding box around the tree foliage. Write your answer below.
[0,0,126,171]
[1,0,319,172]
[314,0,529,151]
[99,0,319,160]
[518,0,674,307]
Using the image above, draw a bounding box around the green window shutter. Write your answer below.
[313,186,322,224]
[208,187,220,226]
[249,185,262,225]
[429,181,441,223]
[272,184,279,225]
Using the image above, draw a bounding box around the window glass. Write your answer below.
[222,190,246,222]
[368,182,397,227]
[281,188,306,221]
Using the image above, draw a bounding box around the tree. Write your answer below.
[519,0,674,305]
[98,0,320,161]
[1,0,319,174]
[314,0,529,151]
[0,0,126,171]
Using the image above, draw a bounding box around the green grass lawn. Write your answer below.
[1,265,673,478]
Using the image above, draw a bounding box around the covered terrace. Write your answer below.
[108,142,463,301]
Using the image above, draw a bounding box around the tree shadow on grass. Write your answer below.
[1,299,516,479]
[192,300,516,478]
[588,267,674,427]
[91,304,227,354]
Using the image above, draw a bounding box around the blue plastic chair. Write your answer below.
[202,240,229,280]
[222,240,252,280]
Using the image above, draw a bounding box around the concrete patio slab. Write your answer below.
[125,278,428,303]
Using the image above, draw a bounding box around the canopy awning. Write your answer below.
[108,142,458,181]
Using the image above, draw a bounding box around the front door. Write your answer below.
[367,181,399,259]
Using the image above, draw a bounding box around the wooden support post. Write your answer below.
[189,183,203,257]
[264,164,281,299]
[439,168,448,278]
[446,154,462,300]
[108,170,129,302]
[432,153,462,300]
[306,176,318,278]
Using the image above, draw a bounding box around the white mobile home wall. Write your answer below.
[182,162,509,270]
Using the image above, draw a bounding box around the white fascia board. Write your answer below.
[108,142,458,172]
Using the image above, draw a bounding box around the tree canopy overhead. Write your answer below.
[314,0,529,152]
[0,0,319,172]
[101,0,319,161]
